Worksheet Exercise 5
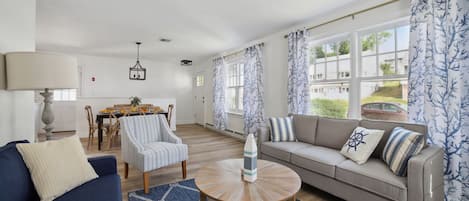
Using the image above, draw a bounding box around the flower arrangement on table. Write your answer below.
[129,96,142,112]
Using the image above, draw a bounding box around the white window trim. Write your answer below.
[308,19,410,120]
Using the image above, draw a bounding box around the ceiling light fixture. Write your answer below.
[129,42,146,80]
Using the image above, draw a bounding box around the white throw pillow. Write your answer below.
[16,135,98,201]
[340,127,384,165]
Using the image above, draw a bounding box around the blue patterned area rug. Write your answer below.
[128,179,198,201]
[128,179,300,201]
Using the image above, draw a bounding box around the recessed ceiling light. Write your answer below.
[159,38,171,42]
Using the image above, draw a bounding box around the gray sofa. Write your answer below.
[257,114,444,201]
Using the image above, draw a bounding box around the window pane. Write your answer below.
[361,80,408,122]
[361,33,376,56]
[378,53,396,76]
[314,46,326,63]
[70,89,77,100]
[311,83,349,118]
[338,40,350,59]
[326,61,338,79]
[227,88,237,110]
[362,55,377,77]
[377,29,395,53]
[338,59,351,79]
[239,64,244,86]
[397,25,410,51]
[325,43,337,61]
[397,51,409,74]
[315,63,325,80]
[309,64,315,81]
[238,87,243,111]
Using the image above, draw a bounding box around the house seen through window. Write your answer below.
[309,22,409,122]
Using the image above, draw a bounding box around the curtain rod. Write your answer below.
[283,0,399,38]
[213,42,264,61]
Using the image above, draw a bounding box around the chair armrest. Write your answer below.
[407,145,444,201]
[88,155,117,177]
[256,126,270,149]
[158,114,182,144]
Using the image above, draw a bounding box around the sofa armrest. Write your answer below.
[88,155,117,177]
[407,145,444,201]
[256,126,270,149]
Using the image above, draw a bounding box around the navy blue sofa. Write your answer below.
[0,140,122,201]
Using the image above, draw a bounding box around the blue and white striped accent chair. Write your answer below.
[120,114,188,194]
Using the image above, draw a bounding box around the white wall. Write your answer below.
[197,0,411,134]
[77,55,194,124]
[0,0,37,145]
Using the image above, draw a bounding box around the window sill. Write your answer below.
[227,112,243,117]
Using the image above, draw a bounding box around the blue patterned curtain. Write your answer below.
[287,30,310,114]
[243,44,265,135]
[408,0,469,200]
[213,57,227,130]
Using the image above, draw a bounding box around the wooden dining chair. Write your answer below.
[85,105,111,150]
[106,113,121,150]
[85,105,97,149]
[167,104,174,126]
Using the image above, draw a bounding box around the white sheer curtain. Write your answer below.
[212,57,227,130]
[287,30,310,115]
[243,44,265,135]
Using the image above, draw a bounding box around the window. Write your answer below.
[359,24,409,121]
[308,21,410,122]
[53,89,77,101]
[309,38,351,118]
[227,63,244,113]
[196,75,204,87]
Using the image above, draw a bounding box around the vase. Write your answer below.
[243,133,257,182]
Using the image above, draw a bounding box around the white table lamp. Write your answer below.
[5,52,78,140]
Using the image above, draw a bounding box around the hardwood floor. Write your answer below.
[59,124,340,201]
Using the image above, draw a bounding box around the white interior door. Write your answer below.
[193,72,206,125]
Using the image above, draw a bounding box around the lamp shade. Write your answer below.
[5,52,78,90]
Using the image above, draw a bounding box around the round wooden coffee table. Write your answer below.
[195,159,301,201]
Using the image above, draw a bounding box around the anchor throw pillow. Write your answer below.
[340,127,384,165]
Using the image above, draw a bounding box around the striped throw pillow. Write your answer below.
[269,117,295,142]
[382,127,425,176]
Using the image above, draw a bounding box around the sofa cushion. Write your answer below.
[269,117,296,142]
[16,135,98,201]
[316,117,359,150]
[291,145,346,177]
[359,119,427,158]
[260,142,311,162]
[55,175,122,201]
[291,114,318,144]
[382,127,425,176]
[336,159,407,201]
[340,127,384,165]
[0,141,39,201]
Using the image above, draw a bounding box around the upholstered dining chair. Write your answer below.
[120,114,188,194]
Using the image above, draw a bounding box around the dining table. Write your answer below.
[96,111,168,150]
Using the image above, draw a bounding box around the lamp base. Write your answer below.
[40,88,55,140]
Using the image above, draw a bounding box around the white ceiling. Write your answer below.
[37,0,362,62]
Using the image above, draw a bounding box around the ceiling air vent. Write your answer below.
[180,60,192,66]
